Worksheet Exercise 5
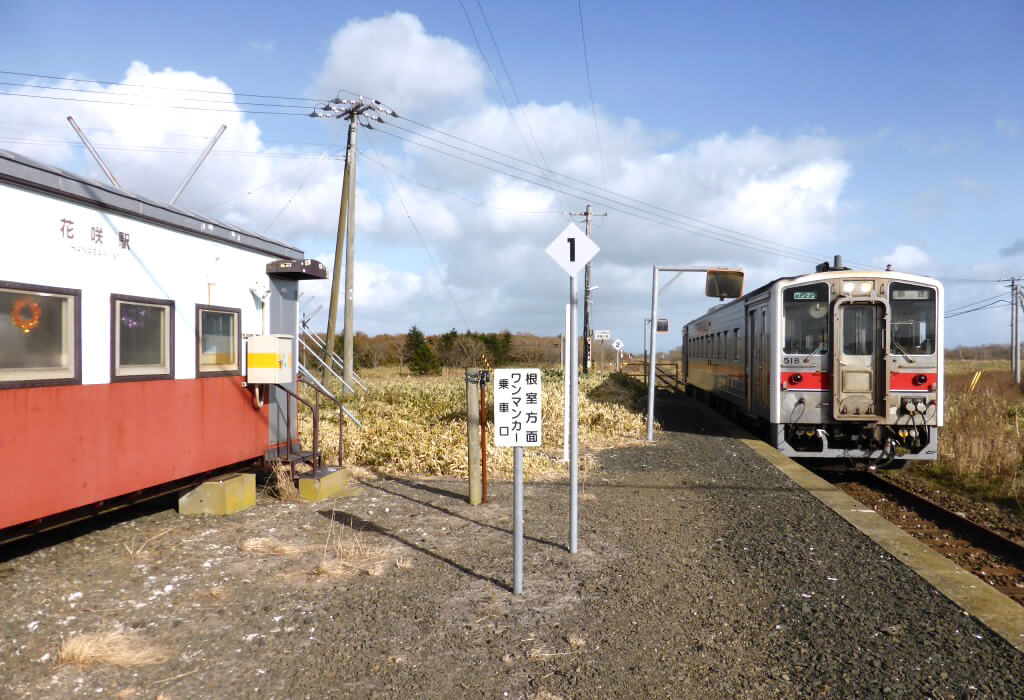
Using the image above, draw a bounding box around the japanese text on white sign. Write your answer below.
[494,368,542,447]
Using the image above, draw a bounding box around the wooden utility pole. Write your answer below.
[310,97,396,389]
[569,205,606,374]
[323,117,356,382]
[1013,277,1021,384]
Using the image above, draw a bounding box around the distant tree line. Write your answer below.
[945,344,1019,361]
[324,328,564,374]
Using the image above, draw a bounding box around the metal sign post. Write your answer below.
[546,224,598,555]
[645,266,744,441]
[563,303,570,462]
[494,368,542,595]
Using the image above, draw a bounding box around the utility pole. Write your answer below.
[568,205,606,374]
[1013,277,1021,384]
[310,96,395,390]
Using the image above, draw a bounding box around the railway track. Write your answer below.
[820,470,1024,606]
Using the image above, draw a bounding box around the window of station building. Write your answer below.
[112,295,173,381]
[0,282,80,387]
[196,305,240,375]
[783,283,829,356]
[890,283,936,355]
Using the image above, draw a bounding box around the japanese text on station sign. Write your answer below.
[493,368,542,447]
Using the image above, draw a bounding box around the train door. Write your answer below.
[746,309,756,411]
[746,304,769,417]
[833,301,885,419]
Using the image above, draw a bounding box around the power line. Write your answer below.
[945,299,1009,319]
[0,70,325,104]
[374,121,834,265]
[577,0,607,189]
[0,89,309,116]
[357,148,565,214]
[388,115,871,267]
[0,79,316,110]
[472,0,566,207]
[363,129,471,331]
[945,292,1007,313]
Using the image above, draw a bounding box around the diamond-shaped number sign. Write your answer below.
[612,338,623,351]
[546,223,599,277]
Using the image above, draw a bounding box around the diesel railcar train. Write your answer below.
[683,257,943,462]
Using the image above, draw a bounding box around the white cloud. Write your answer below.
[873,244,933,273]
[311,13,486,117]
[996,118,1019,139]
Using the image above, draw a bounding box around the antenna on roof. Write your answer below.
[170,124,227,206]
[66,115,121,190]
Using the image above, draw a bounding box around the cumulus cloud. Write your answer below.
[0,14,866,345]
[311,13,486,117]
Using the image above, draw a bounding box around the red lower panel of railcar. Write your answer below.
[0,378,269,531]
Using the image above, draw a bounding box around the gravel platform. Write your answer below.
[2,395,1023,698]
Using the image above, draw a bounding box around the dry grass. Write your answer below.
[311,519,395,578]
[239,537,304,556]
[910,367,1024,510]
[266,462,299,502]
[567,632,587,649]
[59,630,168,667]
[298,368,653,481]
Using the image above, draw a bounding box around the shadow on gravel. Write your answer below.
[368,480,564,551]
[320,508,510,591]
[0,494,178,564]
[380,474,465,501]
[653,395,734,437]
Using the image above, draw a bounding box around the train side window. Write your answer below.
[196,305,241,376]
[111,295,174,381]
[0,281,81,387]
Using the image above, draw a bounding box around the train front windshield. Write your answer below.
[783,283,829,355]
[890,283,936,355]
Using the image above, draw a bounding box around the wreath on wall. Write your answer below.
[11,298,42,333]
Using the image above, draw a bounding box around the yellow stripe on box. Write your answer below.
[247,352,282,369]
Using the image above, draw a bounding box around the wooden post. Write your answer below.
[466,368,482,505]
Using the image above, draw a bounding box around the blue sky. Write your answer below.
[1,1,1022,350]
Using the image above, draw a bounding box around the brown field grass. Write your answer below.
[298,368,653,482]
[58,630,168,667]
[910,363,1024,511]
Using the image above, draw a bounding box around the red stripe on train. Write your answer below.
[781,371,831,390]
[890,372,938,391]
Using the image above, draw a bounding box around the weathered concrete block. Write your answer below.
[178,472,256,516]
[298,467,351,502]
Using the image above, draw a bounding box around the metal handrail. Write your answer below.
[297,374,343,471]
[301,332,368,390]
[299,363,362,427]
[275,382,320,482]
[298,336,356,394]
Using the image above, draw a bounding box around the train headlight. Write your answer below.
[843,282,855,293]
[912,374,928,386]
[859,281,873,293]
[790,373,803,385]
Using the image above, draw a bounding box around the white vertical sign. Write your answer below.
[493,368,542,447]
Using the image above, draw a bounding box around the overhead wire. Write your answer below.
[362,129,471,330]
[471,0,568,208]
[374,121,833,265]
[944,299,1010,319]
[456,0,569,210]
[357,148,564,214]
[2,68,881,268]
[577,0,608,189]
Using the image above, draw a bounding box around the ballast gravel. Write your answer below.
[1,394,1022,698]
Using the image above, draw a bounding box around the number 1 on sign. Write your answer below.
[568,237,576,262]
